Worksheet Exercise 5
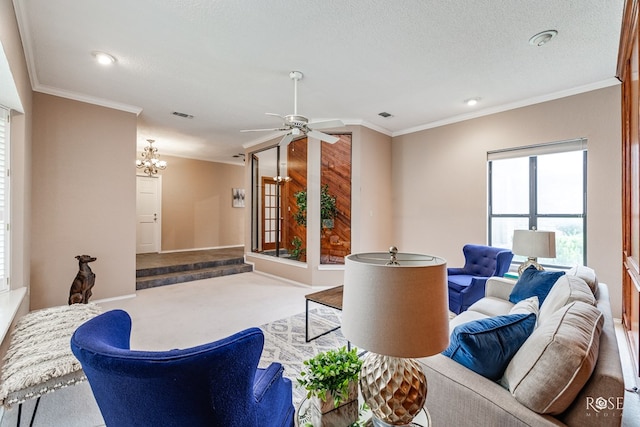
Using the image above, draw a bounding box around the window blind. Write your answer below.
[487,138,587,161]
[0,107,8,291]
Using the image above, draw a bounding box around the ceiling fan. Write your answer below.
[241,71,344,147]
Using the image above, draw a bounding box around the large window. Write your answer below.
[0,107,9,292]
[488,139,587,268]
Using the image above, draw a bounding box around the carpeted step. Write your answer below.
[135,263,253,290]
[136,257,246,278]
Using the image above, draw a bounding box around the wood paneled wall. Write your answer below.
[619,0,640,379]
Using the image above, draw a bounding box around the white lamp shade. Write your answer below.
[341,252,450,358]
[512,230,556,258]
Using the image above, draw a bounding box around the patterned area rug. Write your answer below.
[259,307,350,407]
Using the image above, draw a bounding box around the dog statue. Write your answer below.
[68,255,97,305]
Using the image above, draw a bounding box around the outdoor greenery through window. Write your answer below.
[488,139,586,268]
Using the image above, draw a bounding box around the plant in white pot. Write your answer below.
[298,346,362,414]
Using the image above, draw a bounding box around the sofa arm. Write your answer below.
[485,277,517,300]
[419,355,563,427]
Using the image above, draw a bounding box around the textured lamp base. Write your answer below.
[359,353,427,426]
[517,257,545,275]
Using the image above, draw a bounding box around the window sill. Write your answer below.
[0,287,27,343]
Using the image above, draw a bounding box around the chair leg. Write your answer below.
[15,396,40,427]
[30,397,41,427]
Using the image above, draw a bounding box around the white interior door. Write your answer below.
[136,176,161,253]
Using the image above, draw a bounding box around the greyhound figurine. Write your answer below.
[68,255,97,305]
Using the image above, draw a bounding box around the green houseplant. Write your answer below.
[293,184,338,228]
[289,236,305,260]
[297,346,362,412]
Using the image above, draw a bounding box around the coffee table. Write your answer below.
[304,285,343,342]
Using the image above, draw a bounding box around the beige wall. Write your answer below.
[392,86,623,317]
[245,126,394,286]
[31,93,137,309]
[160,155,244,251]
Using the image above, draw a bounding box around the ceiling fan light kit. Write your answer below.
[241,70,344,146]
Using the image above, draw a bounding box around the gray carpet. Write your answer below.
[0,308,345,426]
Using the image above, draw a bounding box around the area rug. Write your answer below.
[259,307,349,406]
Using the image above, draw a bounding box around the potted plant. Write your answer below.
[297,346,362,414]
[289,236,306,261]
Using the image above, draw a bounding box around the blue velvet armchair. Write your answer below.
[447,244,514,314]
[70,309,294,427]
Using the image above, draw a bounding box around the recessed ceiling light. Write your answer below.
[528,30,558,47]
[465,98,480,106]
[378,112,393,118]
[92,51,116,65]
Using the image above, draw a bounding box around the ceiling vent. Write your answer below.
[172,111,194,119]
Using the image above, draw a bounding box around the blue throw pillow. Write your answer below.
[509,266,565,306]
[442,313,536,381]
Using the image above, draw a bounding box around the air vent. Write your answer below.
[378,112,393,118]
[172,111,194,119]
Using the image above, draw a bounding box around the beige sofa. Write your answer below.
[420,268,625,427]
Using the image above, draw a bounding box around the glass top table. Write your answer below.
[296,395,431,427]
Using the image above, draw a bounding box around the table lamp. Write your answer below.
[512,228,556,275]
[342,247,449,426]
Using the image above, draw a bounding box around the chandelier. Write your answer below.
[136,139,167,176]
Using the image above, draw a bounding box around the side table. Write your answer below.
[304,285,344,342]
[296,394,431,427]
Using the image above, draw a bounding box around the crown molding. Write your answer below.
[394,78,621,137]
[34,84,142,115]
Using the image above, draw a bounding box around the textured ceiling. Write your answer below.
[13,0,624,164]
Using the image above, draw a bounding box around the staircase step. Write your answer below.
[136,257,246,278]
[136,263,253,290]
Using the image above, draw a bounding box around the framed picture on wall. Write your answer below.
[232,188,245,208]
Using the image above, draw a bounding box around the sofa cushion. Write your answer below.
[467,296,515,317]
[442,313,536,381]
[448,310,488,332]
[538,275,595,325]
[502,301,603,415]
[509,266,565,306]
[566,265,598,295]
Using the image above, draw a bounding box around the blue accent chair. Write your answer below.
[71,309,294,427]
[447,244,514,314]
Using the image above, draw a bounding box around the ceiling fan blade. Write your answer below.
[240,127,288,132]
[308,119,344,130]
[279,133,294,147]
[307,130,339,144]
[265,112,286,120]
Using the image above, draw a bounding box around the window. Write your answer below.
[250,134,352,264]
[0,107,9,291]
[488,139,586,268]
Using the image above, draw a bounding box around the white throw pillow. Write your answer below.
[509,296,539,327]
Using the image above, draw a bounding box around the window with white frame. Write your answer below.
[488,139,587,268]
[0,107,9,291]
